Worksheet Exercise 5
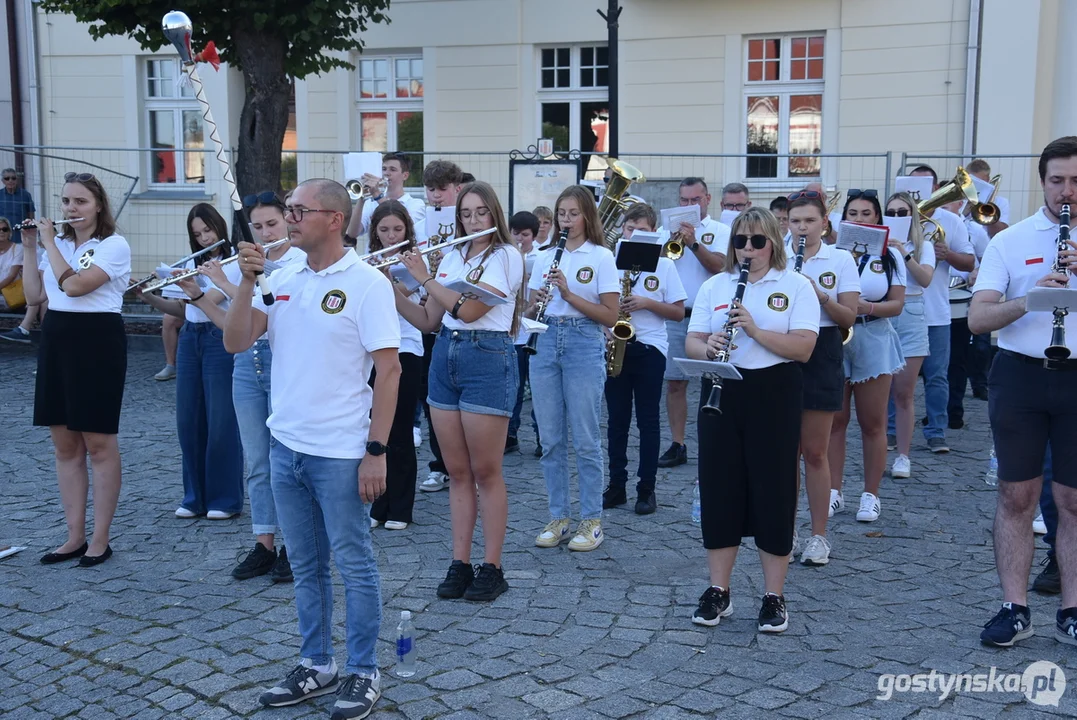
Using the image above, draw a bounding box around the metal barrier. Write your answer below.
[900,153,1041,223]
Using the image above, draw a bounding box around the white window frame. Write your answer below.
[142,58,205,189]
[355,54,424,152]
[741,34,825,182]
[535,45,609,152]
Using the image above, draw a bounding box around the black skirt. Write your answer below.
[34,310,127,434]
[798,325,845,412]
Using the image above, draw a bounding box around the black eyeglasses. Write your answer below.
[284,206,338,222]
[722,202,749,211]
[732,234,768,250]
[885,208,911,217]
[64,172,96,183]
[787,190,822,203]
[847,189,878,200]
[243,191,280,208]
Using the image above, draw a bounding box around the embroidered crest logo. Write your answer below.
[643,276,660,292]
[870,259,885,274]
[819,272,837,289]
[767,293,790,311]
[321,290,347,314]
[701,233,715,246]
[466,266,484,283]
[77,249,95,269]
[576,267,594,283]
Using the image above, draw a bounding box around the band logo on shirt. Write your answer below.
[466,266,484,283]
[321,290,347,314]
[700,233,715,246]
[819,272,836,289]
[576,267,594,284]
[643,276,660,292]
[767,293,790,311]
[77,249,95,269]
[869,259,885,274]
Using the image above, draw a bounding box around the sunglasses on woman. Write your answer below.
[847,189,878,200]
[243,191,281,208]
[64,172,96,183]
[787,190,822,203]
[732,234,768,250]
[885,208,911,217]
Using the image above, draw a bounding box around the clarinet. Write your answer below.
[793,234,807,273]
[523,229,569,355]
[701,259,751,415]
[1045,203,1072,360]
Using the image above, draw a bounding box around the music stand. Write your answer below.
[672,358,743,382]
[1025,287,1077,313]
[615,240,662,274]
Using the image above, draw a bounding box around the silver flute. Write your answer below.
[13,217,84,230]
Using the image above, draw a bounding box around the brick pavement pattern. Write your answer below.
[0,344,1073,719]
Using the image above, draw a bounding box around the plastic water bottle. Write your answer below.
[395,611,416,677]
[691,481,701,524]
[985,447,998,487]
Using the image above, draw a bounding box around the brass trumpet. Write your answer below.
[346,177,389,201]
[918,167,1001,244]
[662,232,684,260]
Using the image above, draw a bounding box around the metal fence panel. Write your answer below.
[900,153,1041,223]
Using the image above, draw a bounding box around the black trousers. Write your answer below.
[604,341,665,495]
[697,363,802,555]
[370,352,422,523]
[420,332,446,473]
[948,318,993,421]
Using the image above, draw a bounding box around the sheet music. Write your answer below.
[342,152,382,182]
[442,279,512,306]
[521,318,547,335]
[836,222,888,257]
[628,231,663,245]
[882,215,913,249]
[719,209,740,227]
[969,174,995,204]
[895,176,934,205]
[423,206,456,248]
[672,358,744,381]
[390,264,421,293]
[660,204,701,232]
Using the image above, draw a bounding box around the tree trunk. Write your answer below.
[231,27,290,197]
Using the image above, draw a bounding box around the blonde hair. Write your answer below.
[886,191,925,263]
[724,207,787,273]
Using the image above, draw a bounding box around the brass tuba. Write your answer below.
[820,189,842,240]
[918,166,1001,244]
[597,159,646,249]
[606,270,636,377]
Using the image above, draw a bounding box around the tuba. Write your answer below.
[918,167,1001,244]
[597,159,645,249]
[606,270,636,377]
[820,189,841,240]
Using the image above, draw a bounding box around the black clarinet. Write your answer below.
[701,259,751,415]
[523,229,569,355]
[793,235,807,273]
[1045,203,1072,360]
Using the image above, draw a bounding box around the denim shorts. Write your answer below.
[890,295,929,358]
[843,317,905,384]
[663,314,691,380]
[428,326,519,417]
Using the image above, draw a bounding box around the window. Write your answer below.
[356,55,424,160]
[144,58,205,187]
[538,46,609,159]
[744,35,824,180]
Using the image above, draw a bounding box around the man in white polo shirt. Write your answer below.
[657,177,730,468]
[224,178,401,720]
[969,136,1077,650]
[344,152,427,244]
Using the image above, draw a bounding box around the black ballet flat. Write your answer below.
[40,542,88,565]
[77,546,113,568]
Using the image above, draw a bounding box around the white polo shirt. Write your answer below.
[360,193,427,236]
[40,234,131,313]
[688,267,820,369]
[996,195,1011,225]
[224,245,307,340]
[786,242,861,327]
[164,257,230,324]
[659,216,731,309]
[528,240,619,318]
[855,247,908,308]
[902,240,936,295]
[611,245,687,356]
[436,241,523,332]
[975,207,1076,359]
[396,289,425,357]
[254,249,401,459]
[923,208,974,326]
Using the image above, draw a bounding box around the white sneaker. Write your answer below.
[891,454,911,479]
[419,471,448,492]
[384,520,408,531]
[856,492,881,522]
[568,519,604,552]
[789,528,800,561]
[207,510,237,520]
[175,506,197,519]
[412,426,422,448]
[535,518,572,548]
[828,490,844,518]
[1033,513,1047,535]
[370,517,381,529]
[800,535,832,566]
[155,364,177,381]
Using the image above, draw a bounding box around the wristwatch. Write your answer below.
[365,440,388,457]
[690,241,700,253]
[903,252,913,263]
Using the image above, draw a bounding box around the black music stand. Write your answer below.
[615,240,662,274]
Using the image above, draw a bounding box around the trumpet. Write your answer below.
[346,177,389,201]
[142,239,289,292]
[129,239,229,290]
[369,228,496,270]
[662,231,684,260]
[1045,203,1072,361]
[13,217,83,231]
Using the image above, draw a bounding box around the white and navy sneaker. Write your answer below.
[331,671,381,720]
[1056,608,1077,646]
[259,661,339,707]
[856,492,880,522]
[980,602,1033,647]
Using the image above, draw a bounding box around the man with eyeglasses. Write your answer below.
[719,183,752,224]
[0,168,35,245]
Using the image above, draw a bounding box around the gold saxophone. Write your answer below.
[606,270,636,377]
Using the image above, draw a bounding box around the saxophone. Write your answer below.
[606,270,636,377]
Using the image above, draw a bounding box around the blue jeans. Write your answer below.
[177,322,243,515]
[233,339,277,536]
[1041,446,1057,558]
[508,345,538,439]
[530,317,607,521]
[270,440,381,675]
[888,323,950,440]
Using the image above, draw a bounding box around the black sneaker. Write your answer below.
[657,442,687,468]
[259,663,339,707]
[602,484,627,508]
[973,387,989,401]
[504,436,519,454]
[270,545,294,583]
[691,586,732,627]
[1057,607,1077,646]
[948,417,965,430]
[980,602,1033,647]
[635,491,657,515]
[758,593,789,633]
[436,560,474,599]
[1033,555,1061,595]
[232,543,277,580]
[331,672,381,720]
[463,563,508,602]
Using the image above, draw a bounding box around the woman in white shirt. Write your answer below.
[0,217,24,310]
[527,186,620,553]
[398,181,523,603]
[685,207,819,633]
[21,172,131,566]
[138,204,243,522]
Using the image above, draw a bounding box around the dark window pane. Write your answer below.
[542,69,554,88]
[557,68,569,87]
[746,95,778,179]
[596,46,608,65]
[542,48,554,68]
[581,68,593,87]
[557,47,569,66]
[596,67,608,87]
[542,103,570,151]
[582,47,593,65]
[581,102,609,155]
[765,38,780,59]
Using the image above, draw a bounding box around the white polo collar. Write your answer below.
[1031,207,1058,232]
[302,248,360,277]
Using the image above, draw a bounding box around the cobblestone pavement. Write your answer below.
[1,343,1073,719]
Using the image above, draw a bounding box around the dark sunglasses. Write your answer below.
[0,227,10,232]
[64,172,96,183]
[732,234,768,250]
[2,176,16,181]
[787,190,822,203]
[243,191,281,208]
[885,208,910,217]
[847,189,878,200]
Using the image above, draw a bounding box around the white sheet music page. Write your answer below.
[660,204,701,232]
[836,222,888,257]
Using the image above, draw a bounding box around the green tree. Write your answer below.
[38,0,392,194]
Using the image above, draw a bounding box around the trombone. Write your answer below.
[369,227,496,270]
[129,239,228,290]
[142,239,289,292]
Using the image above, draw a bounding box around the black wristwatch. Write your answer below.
[690,241,700,253]
[903,252,913,263]
[365,440,388,457]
